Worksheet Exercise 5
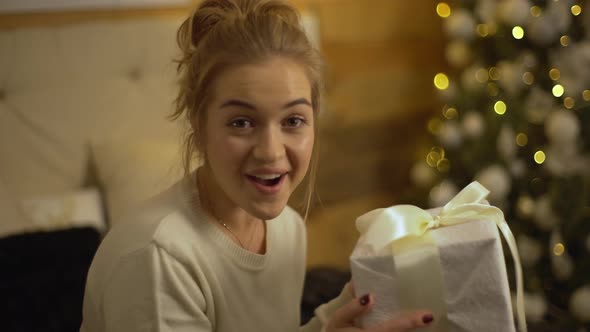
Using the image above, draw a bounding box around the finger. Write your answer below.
[344,281,356,297]
[328,293,373,329]
[375,310,434,332]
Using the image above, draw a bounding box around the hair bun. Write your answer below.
[189,1,238,48]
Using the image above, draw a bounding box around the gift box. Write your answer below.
[350,182,526,332]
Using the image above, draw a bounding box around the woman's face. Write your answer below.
[202,57,315,220]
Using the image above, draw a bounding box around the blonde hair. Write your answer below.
[170,0,322,218]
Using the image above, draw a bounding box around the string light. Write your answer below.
[434,73,449,90]
[475,68,488,83]
[530,6,542,17]
[512,26,525,39]
[560,35,570,46]
[534,150,546,164]
[583,90,590,101]
[522,72,534,85]
[552,84,565,97]
[494,101,507,114]
[436,2,451,18]
[477,24,489,37]
[516,133,528,147]
[553,243,565,256]
[549,68,561,81]
[426,147,445,167]
[443,107,458,119]
[564,97,575,109]
[427,118,442,135]
[487,83,499,96]
[571,5,582,16]
[489,67,501,80]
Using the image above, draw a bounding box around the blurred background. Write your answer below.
[0,0,589,331]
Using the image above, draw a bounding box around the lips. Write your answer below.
[246,171,288,194]
[247,174,284,186]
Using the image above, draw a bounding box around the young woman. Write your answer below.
[81,1,433,331]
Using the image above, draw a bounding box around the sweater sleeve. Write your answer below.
[299,285,354,332]
[101,243,213,332]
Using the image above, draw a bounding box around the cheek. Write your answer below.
[205,126,235,161]
[292,132,315,170]
[208,136,248,164]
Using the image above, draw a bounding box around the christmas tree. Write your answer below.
[408,0,590,330]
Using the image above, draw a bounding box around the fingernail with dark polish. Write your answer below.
[422,314,434,324]
[359,294,370,306]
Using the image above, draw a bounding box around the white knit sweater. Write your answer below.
[80,175,350,332]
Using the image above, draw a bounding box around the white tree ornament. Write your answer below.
[474,165,511,202]
[497,0,532,26]
[462,111,485,138]
[570,286,590,322]
[444,9,477,41]
[429,180,459,207]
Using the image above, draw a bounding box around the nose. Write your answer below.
[253,125,285,163]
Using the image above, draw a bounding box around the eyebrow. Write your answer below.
[219,98,312,110]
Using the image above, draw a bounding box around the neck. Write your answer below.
[197,166,260,232]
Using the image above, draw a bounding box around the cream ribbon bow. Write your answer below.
[356,181,527,332]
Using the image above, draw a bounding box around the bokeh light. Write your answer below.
[437,2,451,18]
[534,150,546,164]
[487,83,499,96]
[517,196,535,218]
[476,24,489,37]
[522,72,534,85]
[553,243,565,256]
[571,5,582,16]
[494,101,507,114]
[552,84,564,97]
[516,133,528,147]
[443,107,458,120]
[560,35,570,46]
[475,68,488,83]
[426,147,445,167]
[489,67,500,80]
[427,118,442,135]
[512,26,525,39]
[549,68,561,81]
[434,73,449,90]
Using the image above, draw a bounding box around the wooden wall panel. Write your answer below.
[305,0,444,268]
[316,1,439,43]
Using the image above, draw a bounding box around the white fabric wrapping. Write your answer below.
[351,218,516,332]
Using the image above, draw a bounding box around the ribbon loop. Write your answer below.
[428,215,442,229]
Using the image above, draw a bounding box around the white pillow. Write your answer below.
[20,188,106,234]
[0,176,34,238]
[91,138,189,226]
[0,172,105,238]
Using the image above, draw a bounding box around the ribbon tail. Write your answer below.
[497,221,527,332]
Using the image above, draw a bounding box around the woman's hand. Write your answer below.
[326,283,433,332]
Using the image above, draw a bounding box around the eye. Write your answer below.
[283,116,306,128]
[228,118,253,129]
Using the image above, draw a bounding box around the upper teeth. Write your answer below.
[254,174,282,180]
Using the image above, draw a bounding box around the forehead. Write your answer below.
[210,57,312,106]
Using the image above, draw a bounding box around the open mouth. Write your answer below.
[246,173,286,187]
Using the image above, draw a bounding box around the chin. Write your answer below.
[249,201,287,221]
